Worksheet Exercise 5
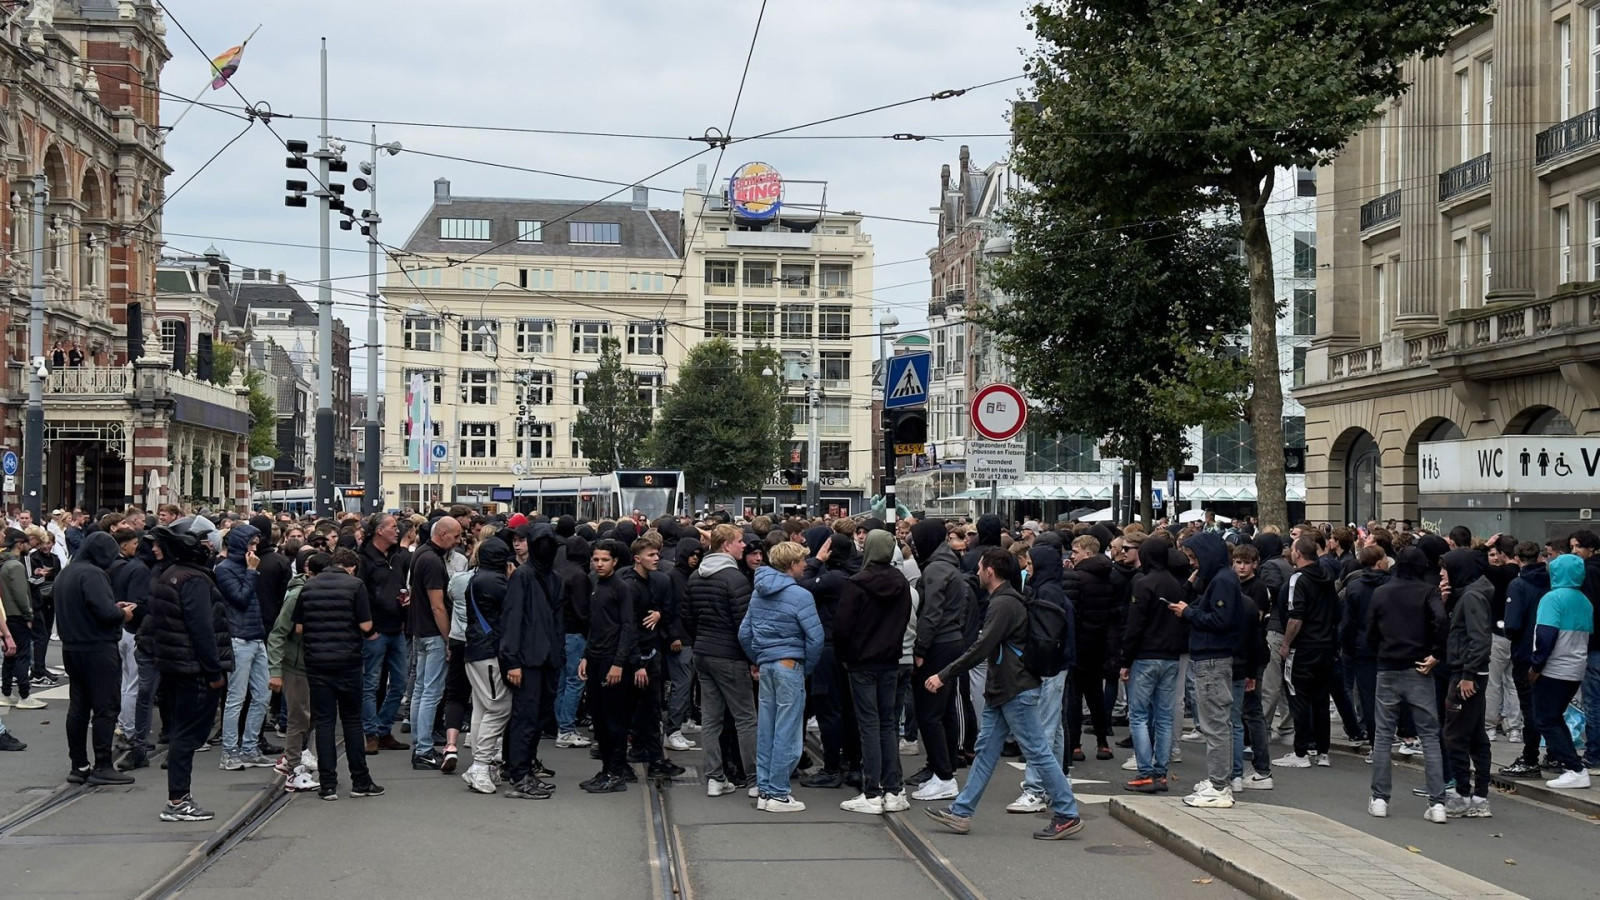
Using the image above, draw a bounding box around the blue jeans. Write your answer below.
[362,632,408,737]
[952,687,1080,819]
[557,634,587,733]
[1128,658,1178,779]
[410,636,448,755]
[756,661,806,800]
[1022,671,1068,797]
[1583,651,1600,767]
[223,638,269,755]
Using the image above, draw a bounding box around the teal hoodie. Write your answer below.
[1533,554,1593,681]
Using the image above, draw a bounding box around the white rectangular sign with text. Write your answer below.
[1419,436,1600,493]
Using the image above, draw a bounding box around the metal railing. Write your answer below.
[1536,107,1600,165]
[1359,189,1401,231]
[1438,153,1491,201]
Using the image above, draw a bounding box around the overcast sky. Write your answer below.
[154,1,1030,382]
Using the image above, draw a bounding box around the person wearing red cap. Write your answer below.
[507,513,529,530]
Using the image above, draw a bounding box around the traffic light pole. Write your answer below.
[313,38,336,518]
[882,426,896,527]
[22,175,45,519]
[361,125,382,515]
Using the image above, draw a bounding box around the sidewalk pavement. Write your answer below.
[1111,796,1530,900]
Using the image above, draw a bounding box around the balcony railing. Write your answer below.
[1536,107,1600,165]
[1439,152,1491,201]
[1334,293,1588,384]
[47,366,132,395]
[1359,189,1402,231]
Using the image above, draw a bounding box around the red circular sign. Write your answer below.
[970,383,1028,441]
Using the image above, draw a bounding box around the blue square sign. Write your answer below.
[884,351,931,410]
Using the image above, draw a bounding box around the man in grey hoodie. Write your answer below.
[1441,548,1493,816]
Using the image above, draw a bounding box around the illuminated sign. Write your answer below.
[728,162,783,221]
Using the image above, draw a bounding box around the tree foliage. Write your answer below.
[244,368,278,461]
[209,341,236,386]
[649,338,786,503]
[572,337,653,474]
[981,207,1250,518]
[1019,0,1487,527]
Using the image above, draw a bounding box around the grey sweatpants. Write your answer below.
[1191,657,1234,788]
[466,659,513,769]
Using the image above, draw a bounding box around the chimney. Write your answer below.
[434,178,451,204]
[940,164,950,191]
[277,270,286,284]
[959,144,970,172]
[696,164,707,194]
[631,186,649,210]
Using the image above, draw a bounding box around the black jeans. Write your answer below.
[628,655,664,763]
[1067,644,1114,749]
[308,667,371,790]
[913,641,965,780]
[133,646,162,746]
[1511,661,1541,763]
[31,599,53,675]
[505,665,550,783]
[1533,675,1583,772]
[1351,657,1377,747]
[897,664,917,742]
[813,644,860,772]
[586,655,634,778]
[163,674,220,802]
[1332,656,1364,740]
[1287,645,1335,757]
[1444,674,1491,798]
[64,644,121,771]
[2,615,30,697]
[848,668,901,797]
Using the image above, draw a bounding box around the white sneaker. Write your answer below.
[1243,772,1274,790]
[1465,796,1493,818]
[1179,728,1203,743]
[748,785,760,799]
[1121,755,1140,771]
[1229,776,1244,792]
[665,731,696,752]
[1484,727,1498,741]
[1316,754,1331,767]
[1005,791,1048,813]
[912,776,958,801]
[899,739,920,756]
[1183,783,1234,808]
[555,731,592,748]
[13,696,46,710]
[841,793,885,814]
[1170,747,1183,763]
[764,795,807,813]
[1368,797,1388,817]
[462,766,496,795]
[882,790,910,812]
[285,771,318,792]
[1396,739,1420,757]
[1546,769,1592,789]
[1423,803,1447,823]
[0,693,11,707]
[1273,752,1312,769]
[806,716,820,734]
[707,777,736,797]
[301,750,318,771]
[1504,729,1522,745]
[680,719,702,734]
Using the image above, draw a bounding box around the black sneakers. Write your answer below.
[66,766,91,784]
[1034,815,1084,841]
[647,760,686,779]
[411,751,442,770]
[582,774,628,794]
[88,767,135,786]
[533,759,555,778]
[349,782,386,798]
[160,795,215,822]
[801,769,845,789]
[1499,758,1542,778]
[0,733,25,752]
[505,778,552,800]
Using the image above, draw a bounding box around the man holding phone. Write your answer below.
[1365,547,1450,823]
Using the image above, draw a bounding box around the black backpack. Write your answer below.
[1013,592,1072,678]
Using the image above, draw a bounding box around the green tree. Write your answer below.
[1019,0,1486,527]
[981,209,1250,519]
[209,341,236,385]
[571,337,653,474]
[649,338,786,504]
[244,369,278,461]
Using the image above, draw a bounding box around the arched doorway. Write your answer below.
[1345,431,1381,526]
[1507,405,1577,436]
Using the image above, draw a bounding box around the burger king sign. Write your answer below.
[728,162,784,221]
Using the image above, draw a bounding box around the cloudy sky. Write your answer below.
[154,0,1031,381]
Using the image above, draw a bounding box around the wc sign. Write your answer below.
[1419,436,1600,493]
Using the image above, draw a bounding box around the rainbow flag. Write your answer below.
[209,44,245,91]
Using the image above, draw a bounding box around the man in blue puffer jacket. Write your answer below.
[739,541,823,813]
[213,522,271,770]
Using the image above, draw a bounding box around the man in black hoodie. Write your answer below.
[1119,536,1187,793]
[1366,547,1448,821]
[1175,533,1246,809]
[1009,542,1075,814]
[581,539,637,793]
[1065,534,1117,762]
[502,527,565,799]
[800,527,861,788]
[1277,536,1338,768]
[1441,547,1494,817]
[835,529,913,813]
[1254,532,1294,744]
[662,540,701,749]
[55,531,136,785]
[908,519,969,801]
[1341,545,1389,758]
[553,532,594,749]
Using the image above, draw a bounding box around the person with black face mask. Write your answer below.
[55,531,136,786]
[499,526,565,799]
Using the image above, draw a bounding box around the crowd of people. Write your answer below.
[0,501,1595,839]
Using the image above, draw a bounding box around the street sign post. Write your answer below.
[968,441,1027,483]
[970,383,1028,442]
[884,352,931,410]
[1,450,16,477]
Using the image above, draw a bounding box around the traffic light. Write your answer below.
[1284,446,1306,474]
[889,409,926,445]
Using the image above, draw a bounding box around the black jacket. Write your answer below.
[142,563,232,678]
[1367,548,1448,671]
[1068,552,1117,662]
[1581,553,1600,652]
[464,538,514,664]
[1029,544,1077,671]
[296,571,369,672]
[53,532,124,649]
[109,554,152,636]
[1234,591,1269,681]
[502,528,564,672]
[1180,532,1244,661]
[798,527,852,642]
[662,540,699,646]
[625,566,673,661]
[684,552,752,661]
[557,550,592,636]
[587,571,638,670]
[1285,562,1338,649]
[1340,567,1390,660]
[914,543,970,655]
[835,562,913,671]
[255,547,293,634]
[360,541,410,636]
[1118,537,1188,667]
[1443,549,1492,677]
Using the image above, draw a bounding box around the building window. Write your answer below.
[781,304,812,339]
[459,422,498,458]
[460,317,498,354]
[1295,167,1316,198]
[1589,200,1600,280]
[704,302,737,336]
[635,372,662,409]
[573,270,610,291]
[516,220,543,242]
[515,421,553,459]
[404,368,444,406]
[1376,111,1390,193]
[780,264,811,289]
[934,327,947,372]
[1591,7,1600,112]
[1455,237,1470,309]
[460,369,499,405]
[781,350,808,381]
[1374,265,1387,339]
[1291,346,1307,387]
[818,351,849,382]
[1558,205,1572,284]
[1458,69,1472,162]
[439,218,490,240]
[568,221,621,244]
[572,321,610,354]
[402,418,442,461]
[819,264,851,296]
[1481,59,1493,155]
[706,260,737,287]
[519,370,554,405]
[1292,231,1316,278]
[515,318,554,355]
[628,272,666,292]
[743,303,776,337]
[818,441,850,478]
[571,372,590,406]
[402,316,441,351]
[518,268,554,290]
[159,319,181,354]
[1026,432,1098,473]
[743,260,775,289]
[819,397,850,436]
[1479,229,1492,304]
[1202,421,1255,475]
[1560,18,1573,120]
[818,305,851,340]
[1284,415,1306,450]
[460,266,498,289]
[405,264,443,287]
[627,321,665,356]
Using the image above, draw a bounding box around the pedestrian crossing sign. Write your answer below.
[885,351,931,410]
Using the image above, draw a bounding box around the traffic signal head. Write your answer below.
[890,409,926,444]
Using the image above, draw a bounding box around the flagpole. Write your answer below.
[165,24,262,133]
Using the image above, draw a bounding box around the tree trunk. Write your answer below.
[1137,445,1155,525]
[1239,172,1288,530]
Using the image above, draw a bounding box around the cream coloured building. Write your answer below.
[1298,1,1600,528]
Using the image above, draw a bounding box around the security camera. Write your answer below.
[799,350,811,360]
[329,139,347,154]
[32,356,46,379]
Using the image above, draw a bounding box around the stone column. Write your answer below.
[1487,0,1538,304]
[1398,60,1441,324]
